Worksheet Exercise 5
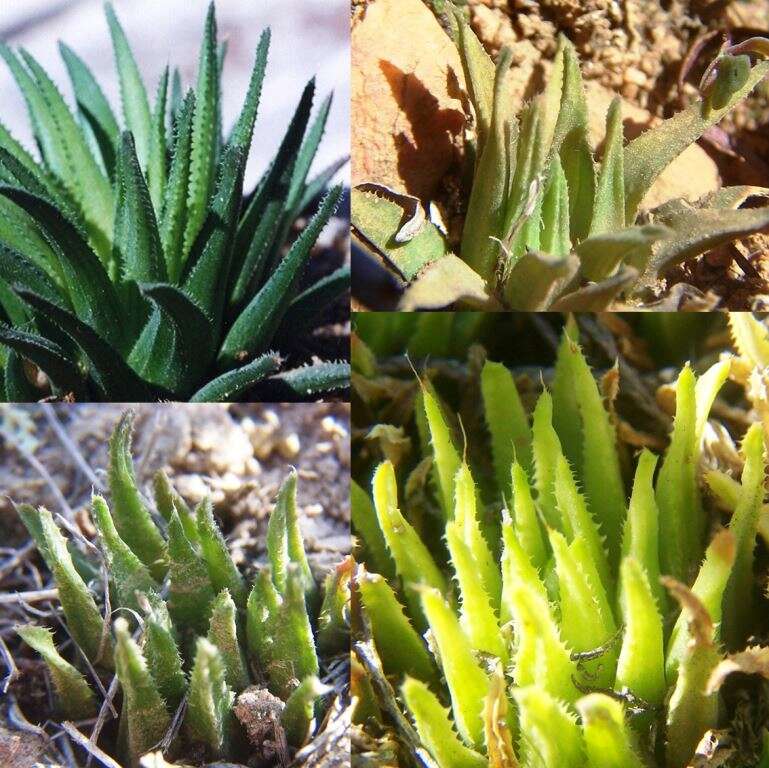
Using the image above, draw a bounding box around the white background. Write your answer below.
[0,0,350,190]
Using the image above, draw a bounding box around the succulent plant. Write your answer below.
[13,411,348,766]
[0,2,349,402]
[351,318,769,768]
[351,5,769,311]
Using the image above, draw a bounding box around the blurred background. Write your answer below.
[0,0,349,190]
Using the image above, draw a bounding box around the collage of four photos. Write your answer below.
[2,1,769,766]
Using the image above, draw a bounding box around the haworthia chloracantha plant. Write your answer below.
[351,4,769,311]
[14,410,349,766]
[0,2,350,402]
[351,318,769,768]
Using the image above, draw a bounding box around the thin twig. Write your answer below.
[0,633,19,693]
[42,404,104,490]
[9,440,75,519]
[0,588,59,604]
[0,540,36,583]
[61,721,123,768]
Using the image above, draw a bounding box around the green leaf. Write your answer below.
[481,359,532,491]
[577,694,644,768]
[153,469,198,543]
[502,249,578,311]
[723,423,765,648]
[420,586,490,749]
[551,319,582,474]
[113,132,167,283]
[188,352,281,402]
[15,288,158,401]
[266,470,316,605]
[197,498,247,609]
[401,676,487,768]
[0,187,124,351]
[551,36,595,243]
[656,364,697,582]
[147,68,169,213]
[127,282,213,397]
[531,389,564,530]
[450,6,495,150]
[0,323,83,396]
[181,145,247,331]
[4,350,38,402]
[230,80,315,304]
[16,624,96,719]
[663,579,720,768]
[513,686,584,768]
[446,519,506,661]
[554,453,613,594]
[549,528,617,687]
[623,59,769,222]
[460,47,520,283]
[58,41,120,179]
[114,616,171,761]
[185,638,234,757]
[453,462,501,607]
[167,509,215,635]
[351,479,395,579]
[577,225,670,282]
[275,264,350,340]
[207,589,249,692]
[219,185,342,367]
[358,568,437,684]
[228,28,270,154]
[510,461,547,571]
[269,360,349,397]
[281,676,331,749]
[540,154,571,257]
[91,494,157,613]
[13,48,114,259]
[589,97,625,235]
[183,2,220,256]
[0,239,68,311]
[245,566,318,699]
[645,205,769,280]
[622,449,662,608]
[563,337,626,566]
[317,558,350,656]
[549,267,638,311]
[666,529,735,682]
[351,188,449,281]
[141,592,186,713]
[161,91,195,283]
[371,460,446,622]
[108,411,167,578]
[616,557,666,725]
[36,507,112,667]
[105,3,152,169]
[399,255,499,311]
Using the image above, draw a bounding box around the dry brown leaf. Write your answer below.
[351,0,466,200]
[706,646,769,695]
[484,664,519,768]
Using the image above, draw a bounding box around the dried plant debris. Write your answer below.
[351,311,769,768]
[0,2,349,403]
[0,408,350,767]
[352,0,769,311]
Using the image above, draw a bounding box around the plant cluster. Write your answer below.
[351,3,769,311]
[13,411,349,766]
[351,315,769,768]
[0,2,349,402]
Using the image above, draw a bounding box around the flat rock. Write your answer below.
[352,0,466,200]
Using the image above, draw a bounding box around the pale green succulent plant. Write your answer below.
[13,411,348,766]
[351,319,769,768]
[352,6,769,311]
